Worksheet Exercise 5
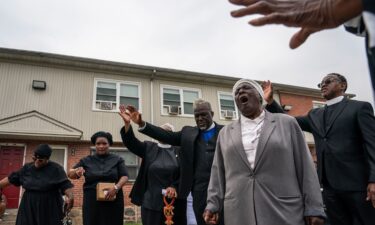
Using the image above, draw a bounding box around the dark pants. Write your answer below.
[323,187,375,225]
[141,198,187,225]
[192,190,224,225]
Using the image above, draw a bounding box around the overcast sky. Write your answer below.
[1,0,374,104]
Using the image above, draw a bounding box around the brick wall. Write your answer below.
[279,92,325,117]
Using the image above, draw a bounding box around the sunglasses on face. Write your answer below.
[317,78,340,88]
[32,155,48,162]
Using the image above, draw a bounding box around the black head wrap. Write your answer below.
[91,131,113,146]
[34,144,52,159]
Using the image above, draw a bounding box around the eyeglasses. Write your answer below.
[317,78,340,88]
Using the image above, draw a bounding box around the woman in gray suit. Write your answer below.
[204,79,325,225]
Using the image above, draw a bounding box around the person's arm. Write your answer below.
[120,125,147,158]
[68,160,85,180]
[166,148,180,199]
[0,177,11,189]
[104,175,129,201]
[262,80,313,132]
[125,105,183,146]
[63,188,74,213]
[357,102,375,208]
[229,0,363,49]
[105,157,129,200]
[290,118,326,224]
[204,133,226,225]
[362,0,375,13]
[141,122,183,146]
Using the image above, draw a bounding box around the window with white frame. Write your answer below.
[161,86,200,116]
[91,148,139,181]
[94,79,140,111]
[312,101,326,109]
[218,92,238,120]
[49,146,67,170]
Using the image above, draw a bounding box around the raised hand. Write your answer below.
[125,105,144,127]
[229,0,363,49]
[262,80,274,104]
[119,105,131,124]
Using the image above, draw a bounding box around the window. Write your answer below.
[218,92,238,120]
[91,148,139,181]
[312,101,326,109]
[49,146,67,170]
[93,79,141,112]
[161,86,201,116]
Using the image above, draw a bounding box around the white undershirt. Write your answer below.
[241,110,265,169]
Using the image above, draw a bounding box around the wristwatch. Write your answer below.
[114,185,119,193]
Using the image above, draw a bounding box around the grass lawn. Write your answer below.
[124,222,142,225]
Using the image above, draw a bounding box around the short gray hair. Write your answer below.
[193,99,212,110]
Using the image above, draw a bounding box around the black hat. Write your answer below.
[34,144,52,159]
[91,131,113,146]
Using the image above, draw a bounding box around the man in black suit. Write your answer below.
[125,99,224,225]
[264,73,375,225]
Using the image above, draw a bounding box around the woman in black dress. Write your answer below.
[0,144,74,225]
[119,105,187,225]
[68,131,128,225]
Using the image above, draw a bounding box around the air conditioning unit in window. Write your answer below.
[168,105,180,115]
[223,110,235,119]
[99,101,114,110]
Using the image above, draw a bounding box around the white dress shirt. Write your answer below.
[325,95,344,106]
[241,110,265,169]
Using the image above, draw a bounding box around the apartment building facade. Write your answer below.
[0,48,335,221]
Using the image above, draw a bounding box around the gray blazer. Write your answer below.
[206,111,325,225]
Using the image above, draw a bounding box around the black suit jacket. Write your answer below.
[139,122,224,198]
[120,126,180,206]
[267,98,375,191]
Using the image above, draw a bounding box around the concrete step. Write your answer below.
[0,220,16,225]
[1,214,17,222]
[3,209,18,216]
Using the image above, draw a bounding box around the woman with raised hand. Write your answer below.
[119,105,187,225]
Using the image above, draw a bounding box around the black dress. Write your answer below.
[74,153,128,225]
[8,161,73,225]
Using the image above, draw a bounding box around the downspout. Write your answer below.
[150,69,156,124]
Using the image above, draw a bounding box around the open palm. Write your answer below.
[119,105,131,124]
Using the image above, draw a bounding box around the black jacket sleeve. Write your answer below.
[357,102,375,182]
[265,100,312,132]
[363,0,375,13]
[120,125,147,158]
[265,101,285,113]
[140,122,183,147]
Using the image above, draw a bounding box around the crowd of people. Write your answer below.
[1,0,375,224]
[0,74,374,225]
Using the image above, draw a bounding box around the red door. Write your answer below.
[0,146,24,208]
